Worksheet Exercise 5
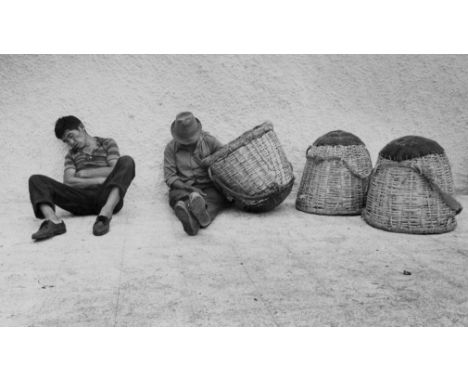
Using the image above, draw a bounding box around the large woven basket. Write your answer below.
[201,121,294,212]
[362,136,463,234]
[296,130,373,215]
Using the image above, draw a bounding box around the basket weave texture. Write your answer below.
[201,121,294,212]
[363,141,462,234]
[296,132,373,215]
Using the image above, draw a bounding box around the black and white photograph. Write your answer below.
[1,54,467,326]
[1,1,467,381]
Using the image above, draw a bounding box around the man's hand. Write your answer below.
[170,180,207,196]
[185,185,207,197]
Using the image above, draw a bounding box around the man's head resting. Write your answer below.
[55,115,88,150]
[171,111,202,145]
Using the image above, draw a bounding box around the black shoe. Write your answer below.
[174,201,200,236]
[188,192,211,228]
[32,220,66,241]
[93,215,111,236]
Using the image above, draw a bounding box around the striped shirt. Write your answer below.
[64,137,120,172]
[164,131,223,187]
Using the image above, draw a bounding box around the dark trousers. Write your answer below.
[169,184,228,222]
[29,156,136,219]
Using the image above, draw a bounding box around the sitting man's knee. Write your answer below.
[29,174,46,186]
[118,155,135,170]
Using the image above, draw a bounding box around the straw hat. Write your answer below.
[171,111,202,145]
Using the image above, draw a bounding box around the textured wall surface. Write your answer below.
[1,55,467,204]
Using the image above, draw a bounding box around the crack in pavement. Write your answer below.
[112,214,130,327]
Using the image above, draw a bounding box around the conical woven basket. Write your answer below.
[362,136,463,234]
[296,130,373,215]
[201,121,294,212]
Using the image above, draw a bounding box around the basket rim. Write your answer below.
[200,121,274,167]
[377,152,446,163]
[307,144,368,158]
[305,154,372,180]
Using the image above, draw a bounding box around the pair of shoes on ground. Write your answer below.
[31,216,112,241]
[174,192,211,236]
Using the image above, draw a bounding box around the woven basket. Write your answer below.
[296,130,373,215]
[201,121,294,212]
[362,136,463,234]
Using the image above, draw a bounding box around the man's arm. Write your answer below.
[75,159,117,178]
[63,168,106,188]
[164,144,180,187]
[206,134,224,154]
[211,136,224,152]
[164,144,206,196]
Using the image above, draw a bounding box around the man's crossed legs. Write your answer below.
[29,156,135,240]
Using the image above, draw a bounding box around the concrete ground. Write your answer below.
[1,195,467,326]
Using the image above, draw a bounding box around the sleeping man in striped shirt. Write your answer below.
[28,115,136,240]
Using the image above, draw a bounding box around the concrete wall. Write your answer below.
[1,55,467,204]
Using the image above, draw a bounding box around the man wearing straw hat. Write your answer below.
[164,111,228,236]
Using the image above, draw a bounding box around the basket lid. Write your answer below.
[313,130,365,147]
[380,135,445,161]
